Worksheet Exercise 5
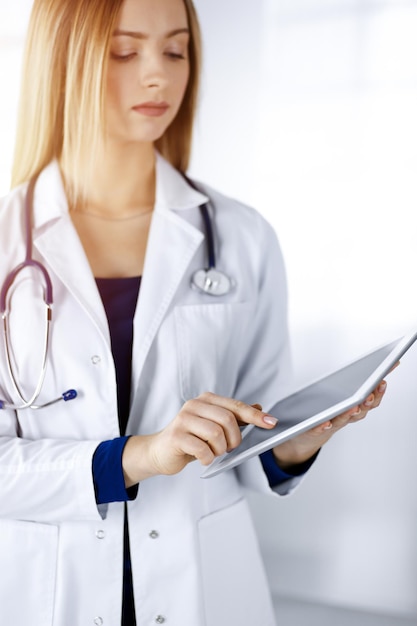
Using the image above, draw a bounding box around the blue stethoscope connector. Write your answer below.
[0,389,78,411]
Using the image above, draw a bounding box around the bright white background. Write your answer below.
[1,0,417,619]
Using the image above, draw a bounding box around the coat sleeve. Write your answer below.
[0,411,104,522]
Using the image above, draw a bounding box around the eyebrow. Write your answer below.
[113,28,189,40]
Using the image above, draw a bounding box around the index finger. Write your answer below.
[198,392,278,429]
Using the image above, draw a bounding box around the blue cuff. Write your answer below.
[92,437,139,504]
[260,449,295,487]
[260,448,319,488]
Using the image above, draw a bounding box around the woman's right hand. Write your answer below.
[122,392,278,486]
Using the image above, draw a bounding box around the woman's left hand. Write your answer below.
[272,379,388,472]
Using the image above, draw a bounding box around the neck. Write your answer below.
[69,141,157,217]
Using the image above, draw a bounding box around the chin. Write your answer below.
[107,129,164,147]
[126,123,170,145]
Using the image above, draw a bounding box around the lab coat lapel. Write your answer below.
[130,156,207,391]
[31,163,110,342]
[33,219,110,342]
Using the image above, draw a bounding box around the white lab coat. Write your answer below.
[0,155,300,626]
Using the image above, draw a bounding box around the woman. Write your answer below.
[0,0,386,624]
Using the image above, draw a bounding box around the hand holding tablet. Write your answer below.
[201,330,417,478]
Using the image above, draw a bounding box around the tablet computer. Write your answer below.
[201,329,417,479]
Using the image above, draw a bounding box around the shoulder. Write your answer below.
[193,180,279,246]
[191,180,287,290]
[0,182,28,230]
[0,181,28,211]
[0,183,29,269]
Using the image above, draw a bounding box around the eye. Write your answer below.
[165,50,187,61]
[110,52,137,62]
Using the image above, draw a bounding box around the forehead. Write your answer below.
[116,0,189,33]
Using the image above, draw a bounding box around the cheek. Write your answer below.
[173,66,190,109]
[182,65,191,97]
[106,69,128,112]
[105,77,118,116]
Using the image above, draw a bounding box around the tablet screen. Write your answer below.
[201,332,417,478]
[268,339,399,425]
[223,340,399,457]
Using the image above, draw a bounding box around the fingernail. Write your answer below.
[323,422,333,430]
[378,382,387,393]
[263,415,278,426]
[350,408,361,416]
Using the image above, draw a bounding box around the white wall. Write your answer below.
[190,0,266,206]
[0,2,32,194]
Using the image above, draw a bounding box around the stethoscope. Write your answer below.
[186,175,233,297]
[0,174,77,411]
[0,174,233,411]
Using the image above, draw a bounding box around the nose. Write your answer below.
[139,47,168,89]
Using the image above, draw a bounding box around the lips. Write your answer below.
[132,101,169,117]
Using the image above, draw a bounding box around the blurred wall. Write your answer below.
[0,2,32,193]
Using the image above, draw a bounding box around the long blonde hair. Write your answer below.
[11,0,202,204]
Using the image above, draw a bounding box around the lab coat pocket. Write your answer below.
[0,519,58,626]
[174,301,252,401]
[197,498,276,626]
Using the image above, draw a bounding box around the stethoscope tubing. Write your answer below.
[184,176,234,296]
[0,174,53,316]
[199,203,216,270]
[0,174,76,410]
[2,306,50,409]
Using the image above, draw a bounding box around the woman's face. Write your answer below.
[106,0,190,145]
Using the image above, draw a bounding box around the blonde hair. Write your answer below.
[11,0,202,204]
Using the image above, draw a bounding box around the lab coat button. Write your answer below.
[96,530,105,539]
[149,530,159,539]
[91,355,101,365]
[93,618,103,626]
[155,616,166,624]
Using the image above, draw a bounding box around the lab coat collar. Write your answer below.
[32,161,70,228]
[31,153,208,228]
[154,152,208,211]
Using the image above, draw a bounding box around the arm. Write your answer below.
[0,414,103,523]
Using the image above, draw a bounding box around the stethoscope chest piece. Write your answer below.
[191,268,233,296]
[183,177,234,297]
